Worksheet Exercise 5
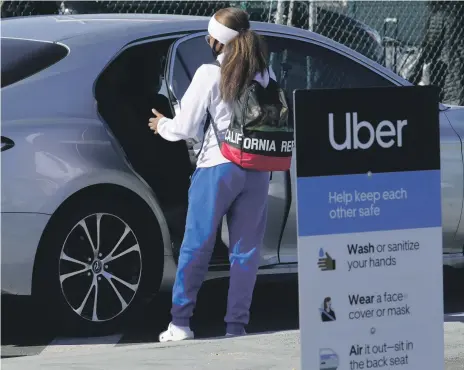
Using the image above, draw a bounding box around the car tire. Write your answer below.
[33,187,164,336]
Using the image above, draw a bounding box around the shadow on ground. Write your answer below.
[2,268,463,356]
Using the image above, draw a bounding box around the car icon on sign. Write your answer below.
[319,348,339,370]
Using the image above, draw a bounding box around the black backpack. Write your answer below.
[197,61,294,171]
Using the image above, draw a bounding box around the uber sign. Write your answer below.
[328,112,408,150]
[294,86,443,370]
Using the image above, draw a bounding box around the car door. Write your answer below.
[265,34,464,262]
[164,32,288,267]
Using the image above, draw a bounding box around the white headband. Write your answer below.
[208,15,239,45]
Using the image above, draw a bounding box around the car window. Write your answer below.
[170,34,212,100]
[169,33,394,103]
[95,37,175,120]
[264,36,394,97]
[1,38,68,88]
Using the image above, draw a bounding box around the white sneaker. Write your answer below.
[159,322,194,343]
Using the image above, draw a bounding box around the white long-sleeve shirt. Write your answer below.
[157,54,277,168]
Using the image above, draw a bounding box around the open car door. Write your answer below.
[164,31,290,268]
[164,32,213,168]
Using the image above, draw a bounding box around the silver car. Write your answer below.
[2,13,463,333]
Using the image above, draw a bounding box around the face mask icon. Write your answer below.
[320,297,336,322]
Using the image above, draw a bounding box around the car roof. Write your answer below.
[1,13,411,88]
[0,13,372,49]
[2,13,424,124]
[0,13,210,42]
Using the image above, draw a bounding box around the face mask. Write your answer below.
[211,39,221,59]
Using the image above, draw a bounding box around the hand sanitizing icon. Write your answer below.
[318,248,336,271]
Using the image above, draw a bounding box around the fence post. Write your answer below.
[287,0,295,26]
[308,0,316,31]
[274,0,285,25]
[306,0,317,88]
[267,0,274,23]
[384,17,399,73]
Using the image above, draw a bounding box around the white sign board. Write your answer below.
[294,86,444,370]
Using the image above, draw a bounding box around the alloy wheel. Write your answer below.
[59,213,142,322]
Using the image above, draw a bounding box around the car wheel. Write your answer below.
[34,189,164,335]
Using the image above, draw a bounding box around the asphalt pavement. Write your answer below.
[1,270,463,369]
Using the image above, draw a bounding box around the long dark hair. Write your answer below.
[215,8,269,102]
[323,297,331,310]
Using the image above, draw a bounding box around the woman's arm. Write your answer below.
[156,65,215,142]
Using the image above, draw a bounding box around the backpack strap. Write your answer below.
[195,110,211,158]
[195,60,221,158]
[208,111,221,145]
[195,109,221,158]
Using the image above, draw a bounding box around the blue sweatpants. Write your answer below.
[171,163,270,335]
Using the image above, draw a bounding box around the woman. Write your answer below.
[321,297,336,322]
[148,7,275,342]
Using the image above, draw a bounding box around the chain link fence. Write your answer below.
[2,1,463,105]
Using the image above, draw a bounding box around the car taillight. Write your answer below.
[1,136,15,152]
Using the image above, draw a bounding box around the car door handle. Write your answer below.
[1,136,15,152]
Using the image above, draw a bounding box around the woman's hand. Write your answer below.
[148,109,165,134]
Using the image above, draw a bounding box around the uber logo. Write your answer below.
[294,86,439,177]
[328,112,408,151]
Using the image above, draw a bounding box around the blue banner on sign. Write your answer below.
[297,170,441,236]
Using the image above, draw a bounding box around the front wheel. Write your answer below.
[34,190,164,335]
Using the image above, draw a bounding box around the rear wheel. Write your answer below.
[34,189,164,335]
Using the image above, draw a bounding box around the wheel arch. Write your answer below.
[31,183,166,297]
